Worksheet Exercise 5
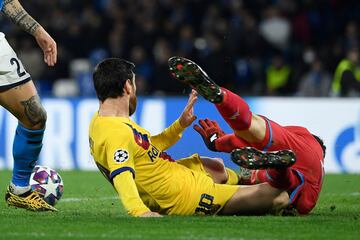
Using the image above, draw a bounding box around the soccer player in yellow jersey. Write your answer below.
[89,58,290,217]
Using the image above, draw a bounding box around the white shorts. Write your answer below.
[0,33,31,90]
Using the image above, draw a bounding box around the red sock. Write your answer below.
[253,170,267,184]
[215,88,252,131]
[214,134,248,153]
[240,169,296,187]
[238,170,267,185]
[265,168,302,192]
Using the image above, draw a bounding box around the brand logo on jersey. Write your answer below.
[126,123,150,150]
[159,151,175,162]
[124,123,174,162]
[114,149,129,163]
[210,133,218,143]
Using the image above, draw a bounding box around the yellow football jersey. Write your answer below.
[89,112,239,216]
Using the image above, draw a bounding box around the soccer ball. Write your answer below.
[30,165,64,206]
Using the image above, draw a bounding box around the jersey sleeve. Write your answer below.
[0,0,4,11]
[150,119,185,151]
[105,128,136,180]
[113,171,150,216]
[105,128,150,216]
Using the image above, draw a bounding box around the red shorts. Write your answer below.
[290,176,321,215]
[258,117,325,214]
[215,117,325,214]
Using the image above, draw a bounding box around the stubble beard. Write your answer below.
[129,94,137,116]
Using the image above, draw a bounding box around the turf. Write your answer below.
[0,171,359,240]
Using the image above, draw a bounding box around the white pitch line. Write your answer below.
[61,196,118,202]
[3,232,143,239]
[349,192,360,196]
[322,192,360,196]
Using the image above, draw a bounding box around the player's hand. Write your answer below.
[33,26,57,67]
[193,118,225,151]
[179,90,198,128]
[140,211,162,217]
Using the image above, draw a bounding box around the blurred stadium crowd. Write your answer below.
[1,0,360,97]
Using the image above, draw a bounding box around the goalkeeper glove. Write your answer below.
[193,118,225,151]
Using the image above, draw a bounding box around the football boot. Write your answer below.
[231,147,296,170]
[5,185,57,212]
[168,56,223,103]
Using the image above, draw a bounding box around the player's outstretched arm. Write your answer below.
[178,89,198,128]
[1,0,57,66]
[151,90,198,150]
[113,171,154,217]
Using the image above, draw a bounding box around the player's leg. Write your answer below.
[218,147,299,215]
[0,80,46,192]
[0,82,55,211]
[215,88,268,144]
[230,146,307,213]
[201,157,252,185]
[247,169,267,184]
[0,81,46,129]
[240,168,304,190]
[177,154,239,184]
[199,157,240,185]
[0,38,55,211]
[219,183,290,215]
[232,147,301,191]
[168,56,266,144]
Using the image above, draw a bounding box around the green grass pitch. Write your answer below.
[0,171,359,240]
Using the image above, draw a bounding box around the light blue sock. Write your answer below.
[12,123,44,187]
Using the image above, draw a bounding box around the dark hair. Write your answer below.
[312,134,326,158]
[92,58,135,101]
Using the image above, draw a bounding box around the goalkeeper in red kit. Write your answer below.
[169,57,326,215]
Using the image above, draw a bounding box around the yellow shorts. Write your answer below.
[169,154,240,216]
[176,153,210,176]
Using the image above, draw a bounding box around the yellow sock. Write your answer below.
[225,168,239,185]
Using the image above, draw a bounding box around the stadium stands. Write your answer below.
[1,0,360,97]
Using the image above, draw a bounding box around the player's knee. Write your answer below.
[212,157,225,171]
[21,107,47,130]
[203,157,227,184]
[213,158,227,184]
[272,192,290,210]
[34,108,47,129]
